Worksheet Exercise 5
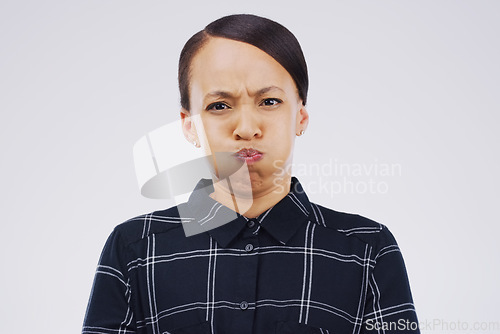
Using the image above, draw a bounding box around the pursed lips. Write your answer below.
[234,148,263,163]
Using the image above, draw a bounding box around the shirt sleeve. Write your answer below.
[361,226,420,333]
[82,229,136,334]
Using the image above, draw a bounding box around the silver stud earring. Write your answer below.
[192,140,198,147]
[298,130,305,136]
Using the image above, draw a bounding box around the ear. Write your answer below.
[180,108,199,145]
[295,103,309,135]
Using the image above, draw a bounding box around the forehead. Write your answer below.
[189,37,296,95]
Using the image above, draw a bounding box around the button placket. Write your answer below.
[234,228,259,331]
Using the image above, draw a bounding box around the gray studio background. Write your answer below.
[1,1,499,333]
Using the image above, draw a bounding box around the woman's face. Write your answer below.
[183,37,308,195]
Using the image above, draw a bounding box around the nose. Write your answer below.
[233,107,262,140]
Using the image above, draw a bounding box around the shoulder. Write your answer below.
[309,202,399,251]
[110,203,193,247]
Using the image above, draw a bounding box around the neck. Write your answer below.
[209,175,292,218]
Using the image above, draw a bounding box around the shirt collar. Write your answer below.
[182,177,313,247]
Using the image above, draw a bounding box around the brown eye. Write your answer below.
[207,102,230,111]
[261,98,282,106]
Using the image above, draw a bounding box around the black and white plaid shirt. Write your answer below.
[83,177,419,334]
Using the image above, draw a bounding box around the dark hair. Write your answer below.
[178,14,309,111]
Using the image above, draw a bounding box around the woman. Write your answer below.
[83,14,420,334]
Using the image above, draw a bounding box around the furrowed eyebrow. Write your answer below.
[204,91,233,100]
[203,86,285,102]
[254,86,285,96]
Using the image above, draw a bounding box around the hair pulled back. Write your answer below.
[178,14,309,111]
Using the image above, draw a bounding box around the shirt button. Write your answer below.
[239,301,249,310]
[247,220,256,228]
[245,243,254,252]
